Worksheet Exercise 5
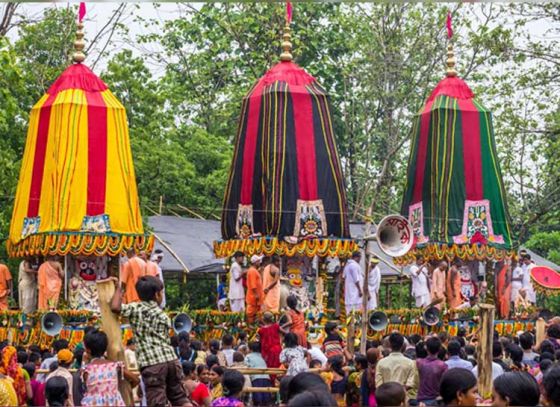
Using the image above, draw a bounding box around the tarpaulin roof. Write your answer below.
[149,216,403,278]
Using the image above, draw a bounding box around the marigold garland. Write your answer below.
[213,237,359,258]
[394,243,516,265]
[7,232,154,258]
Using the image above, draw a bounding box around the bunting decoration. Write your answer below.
[8,14,152,257]
[215,12,352,258]
[398,28,515,265]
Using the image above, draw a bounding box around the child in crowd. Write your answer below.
[246,342,272,406]
[211,369,245,407]
[81,329,138,406]
[236,332,248,350]
[326,355,348,406]
[375,382,406,407]
[231,352,250,386]
[283,295,307,347]
[258,312,283,370]
[182,362,211,407]
[207,340,227,367]
[110,275,189,406]
[322,321,346,359]
[217,275,227,311]
[45,376,70,407]
[191,340,207,365]
[280,333,308,376]
[221,335,235,366]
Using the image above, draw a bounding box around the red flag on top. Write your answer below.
[78,2,86,23]
[286,1,293,24]
[446,11,453,39]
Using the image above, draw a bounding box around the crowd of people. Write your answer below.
[0,272,559,406]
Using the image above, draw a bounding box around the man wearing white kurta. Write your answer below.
[522,255,536,304]
[228,252,246,312]
[367,257,382,310]
[410,257,431,307]
[343,252,363,314]
[511,259,524,303]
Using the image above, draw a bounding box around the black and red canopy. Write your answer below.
[214,60,355,258]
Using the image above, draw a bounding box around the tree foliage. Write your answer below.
[0,3,558,264]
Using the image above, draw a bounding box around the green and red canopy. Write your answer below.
[399,75,515,264]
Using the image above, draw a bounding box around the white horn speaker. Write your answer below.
[376,215,414,257]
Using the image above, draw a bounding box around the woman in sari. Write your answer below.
[0,346,27,406]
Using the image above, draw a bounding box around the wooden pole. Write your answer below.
[159,195,163,214]
[96,280,133,406]
[536,317,546,349]
[361,208,373,355]
[477,304,495,400]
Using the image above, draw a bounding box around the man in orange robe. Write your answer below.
[262,255,281,313]
[446,259,463,309]
[246,255,264,324]
[121,249,147,303]
[431,261,447,310]
[38,257,64,310]
[0,263,13,310]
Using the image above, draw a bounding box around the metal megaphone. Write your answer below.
[422,306,440,326]
[172,313,192,334]
[376,215,414,257]
[368,311,388,331]
[41,312,63,336]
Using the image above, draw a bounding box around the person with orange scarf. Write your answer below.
[0,346,27,406]
[37,257,64,310]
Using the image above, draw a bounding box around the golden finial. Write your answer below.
[446,43,457,77]
[280,24,292,62]
[73,21,86,63]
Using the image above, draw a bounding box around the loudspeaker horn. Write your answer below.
[172,313,192,334]
[41,312,63,336]
[422,306,440,326]
[368,311,388,331]
[376,215,414,257]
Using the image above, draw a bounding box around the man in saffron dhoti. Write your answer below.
[37,257,64,310]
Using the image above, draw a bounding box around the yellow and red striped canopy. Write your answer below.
[8,63,152,257]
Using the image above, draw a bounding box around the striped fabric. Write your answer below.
[8,63,150,257]
[399,76,514,264]
[217,60,351,257]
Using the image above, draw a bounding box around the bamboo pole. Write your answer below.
[477,304,495,400]
[536,317,546,349]
[243,387,279,394]
[177,204,205,220]
[361,208,373,355]
[152,232,190,274]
